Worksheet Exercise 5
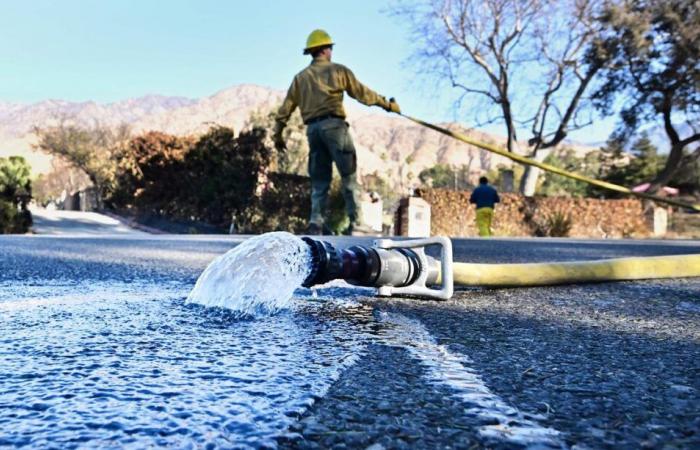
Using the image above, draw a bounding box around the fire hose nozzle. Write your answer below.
[301,236,454,300]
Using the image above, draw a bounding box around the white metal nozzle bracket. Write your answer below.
[373,236,454,300]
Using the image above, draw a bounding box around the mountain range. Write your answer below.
[0,84,581,187]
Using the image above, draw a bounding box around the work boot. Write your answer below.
[304,223,323,235]
[305,223,334,236]
[342,222,379,237]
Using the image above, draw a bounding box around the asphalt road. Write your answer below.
[30,207,147,235]
[1,234,698,449]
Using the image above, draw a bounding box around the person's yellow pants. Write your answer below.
[475,207,494,237]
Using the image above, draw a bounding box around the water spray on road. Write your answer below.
[186,232,312,316]
[186,233,453,316]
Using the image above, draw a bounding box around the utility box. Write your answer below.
[359,196,383,233]
[395,197,431,237]
[648,207,668,237]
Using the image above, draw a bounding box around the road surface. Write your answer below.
[30,207,147,235]
[0,234,698,449]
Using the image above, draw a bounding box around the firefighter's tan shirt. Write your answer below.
[274,56,390,134]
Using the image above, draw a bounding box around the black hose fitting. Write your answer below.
[301,237,342,287]
[302,237,435,289]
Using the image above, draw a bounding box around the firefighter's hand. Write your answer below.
[387,97,401,114]
[273,133,287,153]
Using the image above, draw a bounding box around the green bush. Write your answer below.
[0,156,32,234]
[539,149,600,197]
[110,124,395,233]
[325,176,350,234]
[545,211,573,237]
[182,126,271,227]
[0,199,31,234]
[533,210,573,237]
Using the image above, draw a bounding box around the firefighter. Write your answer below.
[273,29,400,235]
[470,176,500,237]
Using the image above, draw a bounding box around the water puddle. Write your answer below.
[0,280,367,448]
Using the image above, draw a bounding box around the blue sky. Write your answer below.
[0,0,615,144]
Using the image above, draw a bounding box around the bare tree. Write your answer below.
[33,119,130,207]
[392,0,605,195]
[32,157,92,205]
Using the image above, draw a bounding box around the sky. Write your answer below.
[0,0,616,144]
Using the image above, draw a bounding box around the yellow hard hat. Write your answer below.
[304,29,334,54]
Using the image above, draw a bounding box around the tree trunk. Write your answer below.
[518,148,553,196]
[89,176,104,211]
[648,143,684,194]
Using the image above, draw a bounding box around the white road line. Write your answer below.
[375,311,565,448]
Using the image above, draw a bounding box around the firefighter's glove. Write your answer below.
[273,133,287,153]
[386,97,401,114]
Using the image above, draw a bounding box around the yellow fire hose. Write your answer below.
[448,254,700,287]
[392,114,700,288]
[399,114,700,212]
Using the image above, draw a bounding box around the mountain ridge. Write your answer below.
[1,84,585,186]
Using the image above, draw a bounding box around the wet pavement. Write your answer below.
[1,235,698,449]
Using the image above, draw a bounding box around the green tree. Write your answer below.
[362,171,400,213]
[591,0,700,193]
[33,121,130,207]
[599,133,664,192]
[539,149,598,197]
[419,164,452,189]
[419,164,472,190]
[0,156,32,204]
[674,159,700,196]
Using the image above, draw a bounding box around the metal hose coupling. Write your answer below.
[301,237,454,300]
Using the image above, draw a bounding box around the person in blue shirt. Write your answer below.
[469,176,500,236]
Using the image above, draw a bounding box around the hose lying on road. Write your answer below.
[302,237,700,296]
[447,253,700,287]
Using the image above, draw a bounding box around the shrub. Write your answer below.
[534,210,573,237]
[180,126,271,227]
[110,126,272,230]
[0,199,31,234]
[240,173,310,233]
[0,156,32,234]
[110,131,193,213]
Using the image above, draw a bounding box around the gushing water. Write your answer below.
[186,232,312,316]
